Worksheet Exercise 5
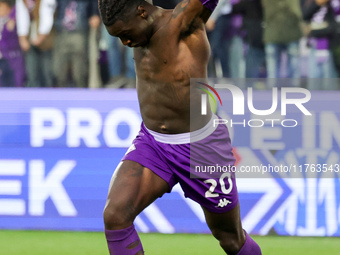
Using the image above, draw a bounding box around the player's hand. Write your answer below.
[19,36,30,52]
[206,19,215,32]
[315,0,329,6]
[89,15,101,28]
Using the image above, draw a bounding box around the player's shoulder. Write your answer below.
[150,10,177,40]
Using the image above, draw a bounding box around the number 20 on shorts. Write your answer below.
[204,172,233,198]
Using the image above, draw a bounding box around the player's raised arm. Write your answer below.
[172,0,218,31]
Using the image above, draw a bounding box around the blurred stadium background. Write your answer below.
[1,0,340,253]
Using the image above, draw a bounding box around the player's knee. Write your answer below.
[103,203,135,230]
[211,229,245,254]
[219,237,243,254]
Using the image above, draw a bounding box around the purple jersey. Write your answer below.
[122,115,238,213]
[0,7,25,87]
[200,0,218,12]
[309,0,340,50]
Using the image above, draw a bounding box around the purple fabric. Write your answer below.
[237,231,262,255]
[0,8,22,59]
[232,15,243,29]
[0,7,25,87]
[228,1,244,38]
[229,14,244,38]
[309,0,340,51]
[309,4,331,51]
[200,0,218,12]
[122,120,239,214]
[310,37,329,50]
[105,225,144,255]
[8,55,26,87]
[316,38,329,50]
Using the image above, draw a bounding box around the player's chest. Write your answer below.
[134,45,179,79]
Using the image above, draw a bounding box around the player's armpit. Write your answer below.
[172,0,217,30]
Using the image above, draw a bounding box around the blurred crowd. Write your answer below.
[0,0,340,89]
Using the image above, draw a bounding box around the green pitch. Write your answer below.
[0,230,339,254]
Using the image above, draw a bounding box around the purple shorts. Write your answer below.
[122,115,238,213]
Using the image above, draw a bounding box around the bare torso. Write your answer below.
[134,9,212,134]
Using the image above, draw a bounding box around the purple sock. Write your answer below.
[105,225,144,255]
[237,231,262,255]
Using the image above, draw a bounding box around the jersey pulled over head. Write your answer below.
[200,0,218,12]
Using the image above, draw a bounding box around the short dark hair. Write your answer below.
[99,0,144,26]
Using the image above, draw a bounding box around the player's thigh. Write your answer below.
[202,203,244,241]
[104,160,170,227]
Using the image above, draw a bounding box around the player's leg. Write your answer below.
[202,203,261,255]
[104,160,170,255]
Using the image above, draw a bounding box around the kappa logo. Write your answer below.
[217,198,232,208]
